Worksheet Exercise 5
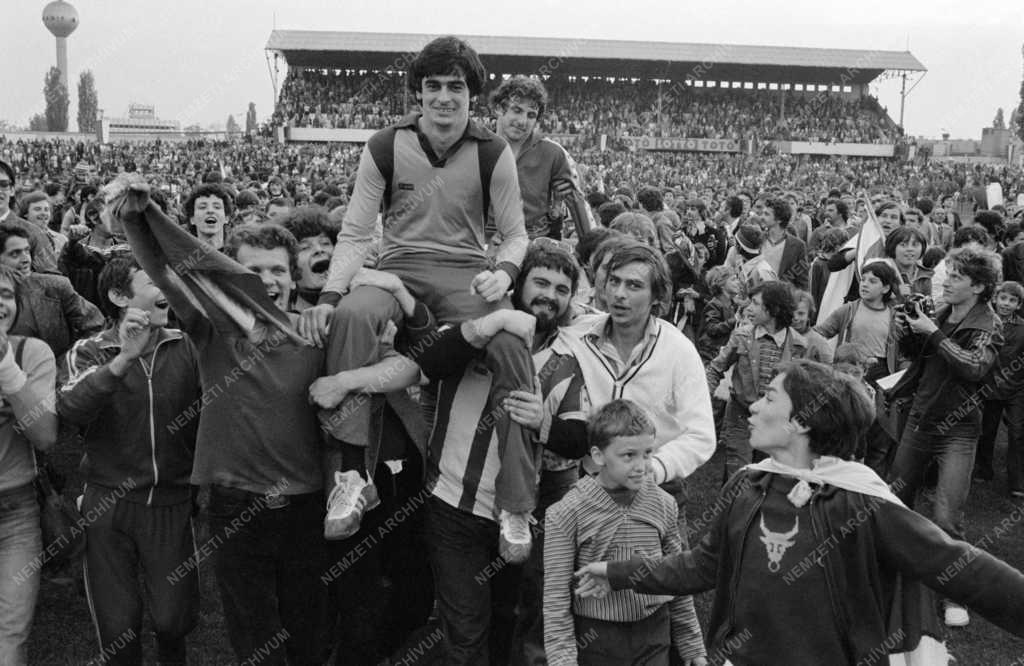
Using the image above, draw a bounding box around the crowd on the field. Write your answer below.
[3,35,1024,666]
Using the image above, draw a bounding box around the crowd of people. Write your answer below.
[270,67,901,146]
[2,34,1024,666]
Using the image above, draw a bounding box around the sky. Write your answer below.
[2,0,1023,139]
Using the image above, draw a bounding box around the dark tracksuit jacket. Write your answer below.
[57,326,201,660]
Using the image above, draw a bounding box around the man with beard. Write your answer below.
[308,242,580,665]
[525,243,713,664]
[280,206,339,311]
[186,184,233,250]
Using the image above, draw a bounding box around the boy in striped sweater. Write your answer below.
[543,399,706,666]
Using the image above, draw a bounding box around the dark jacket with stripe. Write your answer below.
[57,327,201,505]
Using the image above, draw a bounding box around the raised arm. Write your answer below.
[118,192,205,333]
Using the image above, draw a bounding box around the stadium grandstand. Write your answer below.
[265,30,925,156]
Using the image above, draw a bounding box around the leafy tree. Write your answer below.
[1018,43,1024,143]
[28,113,48,131]
[246,102,257,134]
[77,70,99,133]
[1018,83,1024,143]
[43,67,69,132]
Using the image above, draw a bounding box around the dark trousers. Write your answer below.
[324,255,538,513]
[890,421,978,541]
[574,605,671,666]
[863,419,898,478]
[722,399,765,484]
[82,486,198,666]
[424,496,521,666]
[976,398,1024,490]
[510,467,581,666]
[206,486,327,665]
[327,432,433,665]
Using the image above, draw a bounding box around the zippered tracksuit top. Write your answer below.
[57,326,202,664]
[58,326,201,505]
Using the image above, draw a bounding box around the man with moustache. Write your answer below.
[310,242,581,665]
[516,242,713,663]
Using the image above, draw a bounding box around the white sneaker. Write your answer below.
[324,470,379,541]
[498,510,534,564]
[944,601,969,627]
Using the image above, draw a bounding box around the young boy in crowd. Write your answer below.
[975,280,1024,494]
[57,256,201,664]
[577,360,1024,665]
[791,289,833,364]
[813,260,901,382]
[809,227,851,312]
[696,265,741,363]
[707,281,809,482]
[543,399,706,666]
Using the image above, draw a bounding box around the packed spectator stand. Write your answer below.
[270,68,901,147]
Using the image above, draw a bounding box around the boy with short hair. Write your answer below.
[577,360,1024,665]
[543,399,706,666]
[975,280,1024,493]
[58,256,201,665]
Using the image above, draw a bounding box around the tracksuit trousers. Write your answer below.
[82,485,198,666]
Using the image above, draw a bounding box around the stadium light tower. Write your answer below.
[42,0,79,89]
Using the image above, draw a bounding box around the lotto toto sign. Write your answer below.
[623,136,740,152]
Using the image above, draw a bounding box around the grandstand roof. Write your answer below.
[265,30,925,84]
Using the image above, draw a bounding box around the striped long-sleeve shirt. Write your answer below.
[543,475,704,665]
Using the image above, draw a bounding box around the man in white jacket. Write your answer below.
[556,243,716,504]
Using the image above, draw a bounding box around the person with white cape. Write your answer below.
[575,359,1024,665]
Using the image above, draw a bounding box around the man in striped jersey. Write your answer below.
[311,242,581,665]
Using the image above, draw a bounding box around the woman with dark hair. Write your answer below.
[884,226,933,300]
[825,201,905,305]
[576,359,1024,666]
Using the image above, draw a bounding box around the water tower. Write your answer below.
[42,0,79,89]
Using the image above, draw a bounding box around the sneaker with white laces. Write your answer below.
[943,601,969,627]
[324,470,380,541]
[498,510,534,564]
